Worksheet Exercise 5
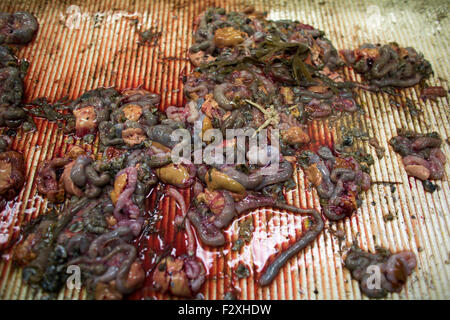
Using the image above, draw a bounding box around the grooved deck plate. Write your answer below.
[0,0,448,300]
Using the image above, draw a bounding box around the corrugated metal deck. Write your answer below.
[0,0,448,300]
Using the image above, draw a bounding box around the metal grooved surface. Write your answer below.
[0,0,448,300]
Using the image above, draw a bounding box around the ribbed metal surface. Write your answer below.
[0,0,448,300]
